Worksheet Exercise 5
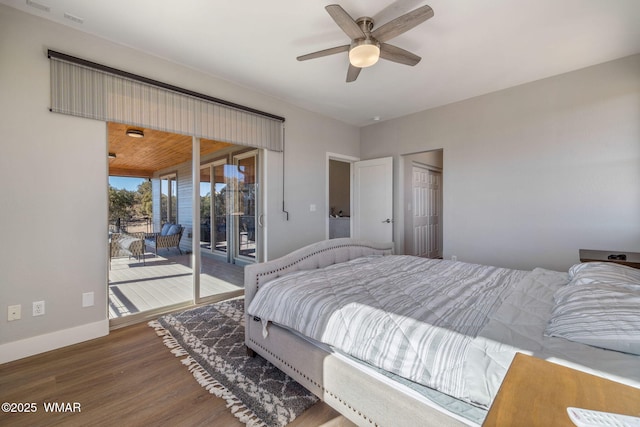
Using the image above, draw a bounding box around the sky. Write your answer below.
[109,176,146,191]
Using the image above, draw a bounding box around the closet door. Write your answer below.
[411,164,442,258]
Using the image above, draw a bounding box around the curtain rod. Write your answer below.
[47,49,285,123]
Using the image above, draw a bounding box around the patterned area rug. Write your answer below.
[149,298,318,427]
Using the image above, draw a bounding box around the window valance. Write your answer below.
[49,50,284,152]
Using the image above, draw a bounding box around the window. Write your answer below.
[160,173,178,224]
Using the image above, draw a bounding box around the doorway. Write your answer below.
[328,159,351,239]
[107,124,251,325]
[326,153,359,239]
[326,154,395,243]
[403,150,443,258]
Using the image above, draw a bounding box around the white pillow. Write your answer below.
[568,262,640,286]
[545,282,640,355]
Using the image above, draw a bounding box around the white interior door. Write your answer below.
[353,157,393,243]
[411,165,442,258]
[428,169,443,258]
[412,165,430,257]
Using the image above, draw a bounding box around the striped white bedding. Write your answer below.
[248,255,640,411]
[247,255,528,405]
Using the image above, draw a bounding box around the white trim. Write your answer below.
[192,136,202,303]
[262,148,269,262]
[0,320,109,364]
[325,152,360,240]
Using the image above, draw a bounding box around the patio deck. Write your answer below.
[108,250,244,318]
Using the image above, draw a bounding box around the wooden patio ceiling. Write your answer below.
[107,122,234,178]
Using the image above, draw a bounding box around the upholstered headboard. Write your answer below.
[244,238,394,305]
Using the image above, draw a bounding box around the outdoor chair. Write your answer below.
[145,223,183,256]
[110,232,146,266]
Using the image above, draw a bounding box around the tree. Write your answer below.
[136,180,152,218]
[201,192,211,222]
[109,186,136,224]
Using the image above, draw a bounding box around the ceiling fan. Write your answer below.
[297,4,434,82]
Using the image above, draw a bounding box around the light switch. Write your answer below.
[82,292,94,307]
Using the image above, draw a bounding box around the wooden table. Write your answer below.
[483,353,640,426]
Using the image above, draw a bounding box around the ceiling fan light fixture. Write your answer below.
[126,128,144,138]
[349,39,380,68]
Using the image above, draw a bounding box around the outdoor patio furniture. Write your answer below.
[145,223,183,255]
[110,232,145,265]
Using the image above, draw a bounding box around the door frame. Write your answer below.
[325,152,359,240]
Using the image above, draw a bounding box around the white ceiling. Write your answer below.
[4,0,640,126]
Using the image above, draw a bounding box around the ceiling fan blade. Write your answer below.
[379,43,421,66]
[372,5,434,43]
[325,4,365,40]
[346,64,362,82]
[297,45,350,61]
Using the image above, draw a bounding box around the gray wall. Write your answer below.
[0,4,359,361]
[361,54,640,271]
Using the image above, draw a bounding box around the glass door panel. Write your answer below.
[199,160,230,257]
[234,153,257,262]
[200,166,212,250]
[213,163,230,255]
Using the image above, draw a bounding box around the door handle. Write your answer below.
[258,214,264,227]
[382,218,393,223]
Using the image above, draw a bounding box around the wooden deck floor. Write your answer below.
[109,251,244,318]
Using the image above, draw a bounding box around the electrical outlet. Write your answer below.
[451,255,458,262]
[8,304,21,321]
[33,301,45,316]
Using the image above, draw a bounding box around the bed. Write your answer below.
[244,238,640,426]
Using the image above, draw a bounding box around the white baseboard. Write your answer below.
[0,320,109,364]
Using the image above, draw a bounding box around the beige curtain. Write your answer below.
[50,53,283,151]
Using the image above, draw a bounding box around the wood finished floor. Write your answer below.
[0,321,354,427]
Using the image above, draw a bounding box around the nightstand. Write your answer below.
[579,249,640,269]
[482,353,640,426]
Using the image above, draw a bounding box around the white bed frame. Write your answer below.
[244,238,471,427]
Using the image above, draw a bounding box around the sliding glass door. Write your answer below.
[200,150,259,265]
[200,159,230,255]
[233,151,258,263]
